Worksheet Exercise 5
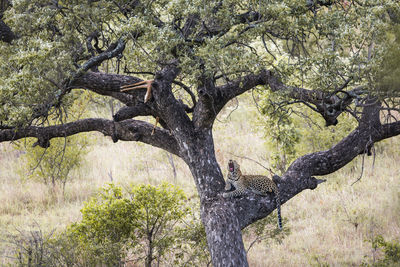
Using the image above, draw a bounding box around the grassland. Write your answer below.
[0,93,399,266]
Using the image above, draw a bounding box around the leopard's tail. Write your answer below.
[275,193,282,230]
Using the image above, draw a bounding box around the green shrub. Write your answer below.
[15,134,90,193]
[69,182,205,266]
[372,235,400,266]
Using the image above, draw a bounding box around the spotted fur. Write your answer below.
[223,159,282,229]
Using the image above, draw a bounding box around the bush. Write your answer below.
[371,235,400,266]
[4,183,210,266]
[4,182,290,266]
[16,134,90,194]
[69,182,207,266]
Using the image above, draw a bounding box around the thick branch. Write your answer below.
[70,71,143,104]
[72,65,195,146]
[35,39,128,119]
[287,100,381,176]
[113,104,152,122]
[194,69,360,128]
[148,62,195,140]
[232,101,400,229]
[0,1,15,43]
[0,118,180,156]
[232,174,323,229]
[193,70,270,128]
[75,39,126,77]
[0,18,15,43]
[381,121,400,139]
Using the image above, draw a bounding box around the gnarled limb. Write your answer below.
[194,69,363,128]
[227,100,400,229]
[70,72,143,104]
[113,104,153,122]
[0,118,180,156]
[0,19,15,43]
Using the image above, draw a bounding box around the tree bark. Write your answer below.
[181,130,249,266]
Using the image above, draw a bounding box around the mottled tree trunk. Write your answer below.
[201,200,248,266]
[181,130,249,266]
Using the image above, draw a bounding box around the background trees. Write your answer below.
[1,0,400,265]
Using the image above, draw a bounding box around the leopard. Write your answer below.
[222,159,282,229]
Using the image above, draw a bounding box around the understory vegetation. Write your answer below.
[0,95,399,266]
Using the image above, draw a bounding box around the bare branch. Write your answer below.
[69,71,143,104]
[194,69,360,128]
[0,118,180,156]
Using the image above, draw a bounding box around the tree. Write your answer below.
[70,183,192,266]
[1,1,400,266]
[16,135,90,193]
[13,90,92,194]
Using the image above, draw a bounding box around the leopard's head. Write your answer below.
[227,159,240,179]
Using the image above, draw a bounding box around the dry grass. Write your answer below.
[0,92,399,266]
[247,142,400,266]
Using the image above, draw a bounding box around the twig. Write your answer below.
[228,153,275,176]
[351,150,366,186]
[172,80,197,110]
[108,170,114,182]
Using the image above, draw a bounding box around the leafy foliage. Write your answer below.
[259,90,356,172]
[374,25,400,97]
[4,181,289,266]
[69,184,137,265]
[15,134,90,192]
[12,90,94,191]
[68,182,207,266]
[1,1,400,265]
[370,235,400,266]
[1,1,399,127]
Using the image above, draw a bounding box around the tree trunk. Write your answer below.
[201,200,248,266]
[146,233,153,267]
[181,130,249,266]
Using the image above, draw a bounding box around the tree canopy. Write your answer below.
[1,0,400,266]
[0,0,399,128]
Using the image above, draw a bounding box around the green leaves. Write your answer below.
[370,235,400,266]
[259,90,357,173]
[374,25,400,97]
[2,0,399,127]
[16,134,91,191]
[68,182,199,265]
